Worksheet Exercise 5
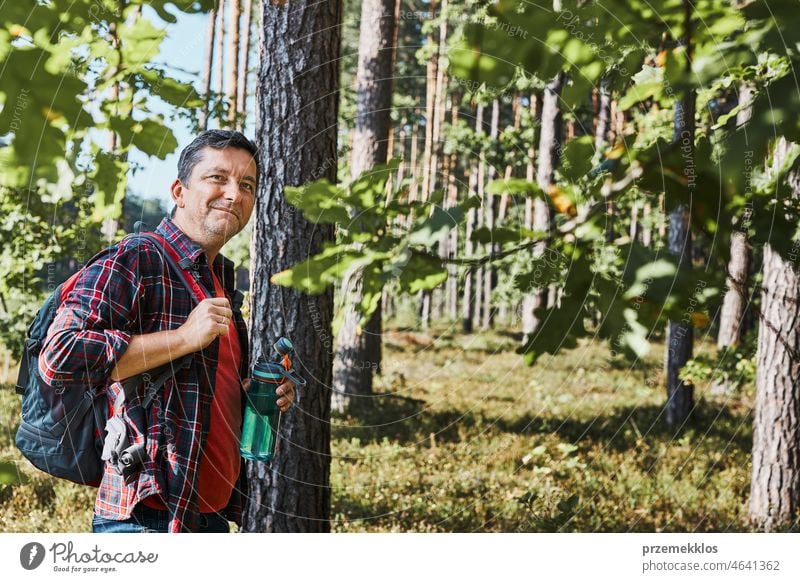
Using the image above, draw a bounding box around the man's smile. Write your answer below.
[211,206,240,220]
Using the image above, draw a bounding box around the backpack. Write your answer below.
[14,226,205,486]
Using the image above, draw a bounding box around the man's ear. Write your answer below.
[170,178,185,210]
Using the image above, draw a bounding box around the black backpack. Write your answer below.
[14,228,203,486]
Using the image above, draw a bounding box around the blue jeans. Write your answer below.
[92,502,230,533]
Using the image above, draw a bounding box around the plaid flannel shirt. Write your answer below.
[38,217,250,532]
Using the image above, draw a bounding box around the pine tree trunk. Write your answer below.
[227,0,241,125]
[332,0,396,414]
[214,0,225,104]
[481,98,500,330]
[664,4,695,431]
[521,93,538,335]
[462,102,484,333]
[200,8,217,130]
[523,74,563,344]
[712,84,755,394]
[236,0,254,131]
[749,137,800,531]
[420,1,446,329]
[446,94,460,322]
[244,0,342,533]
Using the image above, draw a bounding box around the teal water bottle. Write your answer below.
[240,337,306,462]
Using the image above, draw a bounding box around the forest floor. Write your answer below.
[0,328,754,532]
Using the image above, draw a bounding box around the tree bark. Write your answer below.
[244,0,342,533]
[227,0,241,125]
[664,3,695,431]
[481,98,500,330]
[462,102,484,333]
[236,0,254,131]
[522,74,563,345]
[332,0,396,414]
[200,8,216,130]
[420,0,447,329]
[713,84,755,394]
[749,137,800,531]
[214,0,225,106]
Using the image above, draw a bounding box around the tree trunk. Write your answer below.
[332,0,396,414]
[595,78,615,242]
[749,137,800,531]
[713,84,755,394]
[236,0,254,131]
[227,0,241,125]
[446,93,460,322]
[200,7,216,130]
[481,98,501,330]
[214,0,225,106]
[420,0,446,329]
[244,0,342,533]
[664,3,695,431]
[462,102,484,333]
[523,74,563,344]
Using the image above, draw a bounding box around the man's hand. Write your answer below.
[177,298,232,352]
[242,378,296,412]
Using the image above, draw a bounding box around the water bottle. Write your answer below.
[240,337,306,462]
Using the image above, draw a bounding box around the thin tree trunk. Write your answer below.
[462,102,484,333]
[200,8,216,130]
[595,78,615,242]
[236,0,254,130]
[749,136,800,531]
[481,98,500,330]
[521,93,538,334]
[664,2,695,430]
[713,84,755,395]
[409,105,420,202]
[420,0,446,329]
[227,0,241,125]
[523,73,563,344]
[244,0,342,533]
[446,93,460,322]
[214,0,225,108]
[332,0,396,414]
[473,103,487,328]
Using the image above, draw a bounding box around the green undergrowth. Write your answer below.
[0,330,754,532]
[330,329,754,532]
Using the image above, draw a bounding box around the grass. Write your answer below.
[0,329,755,532]
[329,327,754,532]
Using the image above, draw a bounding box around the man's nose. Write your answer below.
[221,178,243,201]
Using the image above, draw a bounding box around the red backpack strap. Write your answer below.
[127,232,208,305]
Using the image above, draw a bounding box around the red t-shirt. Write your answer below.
[143,270,242,513]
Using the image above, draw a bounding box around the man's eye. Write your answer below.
[242,183,254,192]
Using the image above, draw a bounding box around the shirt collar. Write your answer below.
[155,216,238,293]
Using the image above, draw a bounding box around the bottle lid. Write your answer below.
[252,361,285,382]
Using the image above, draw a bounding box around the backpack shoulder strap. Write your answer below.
[116,230,209,409]
[124,232,209,305]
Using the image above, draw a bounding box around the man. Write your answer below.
[39,130,294,533]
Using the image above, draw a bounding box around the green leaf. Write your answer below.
[408,205,465,246]
[397,253,448,294]
[285,181,352,225]
[559,136,595,181]
[270,245,362,294]
[119,17,165,68]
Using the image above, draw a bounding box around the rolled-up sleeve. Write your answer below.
[38,241,157,389]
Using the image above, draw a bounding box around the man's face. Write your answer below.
[171,146,257,244]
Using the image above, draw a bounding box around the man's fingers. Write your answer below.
[208,306,234,319]
[206,298,231,307]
